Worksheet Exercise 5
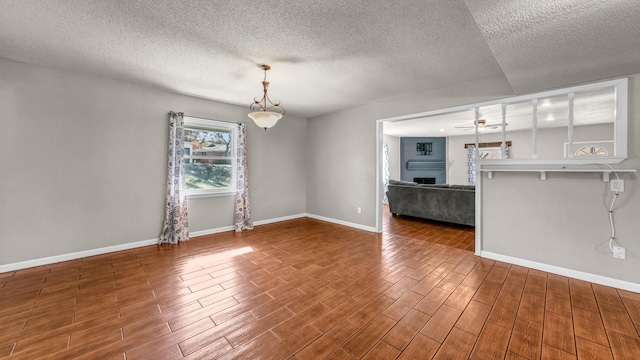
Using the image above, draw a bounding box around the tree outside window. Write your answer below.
[182,117,236,197]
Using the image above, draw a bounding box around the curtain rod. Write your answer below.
[169,112,243,125]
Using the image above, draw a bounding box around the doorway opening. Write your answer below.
[376,117,479,254]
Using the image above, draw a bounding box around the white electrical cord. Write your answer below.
[601,164,620,253]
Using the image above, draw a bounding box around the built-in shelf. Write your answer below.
[478,168,636,181]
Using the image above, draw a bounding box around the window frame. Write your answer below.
[182,116,237,198]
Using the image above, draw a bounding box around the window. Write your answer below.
[575,145,608,157]
[182,117,236,197]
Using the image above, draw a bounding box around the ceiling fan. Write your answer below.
[454,119,507,131]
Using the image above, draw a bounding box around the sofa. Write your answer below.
[386,179,475,226]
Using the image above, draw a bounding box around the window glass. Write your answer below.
[535,94,568,159]
[566,87,615,157]
[182,118,236,197]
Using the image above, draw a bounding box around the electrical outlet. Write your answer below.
[610,179,625,192]
[613,246,626,259]
[357,207,362,214]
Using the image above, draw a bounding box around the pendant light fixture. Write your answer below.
[248,64,285,130]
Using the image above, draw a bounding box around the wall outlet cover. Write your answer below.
[610,179,625,192]
[613,246,626,259]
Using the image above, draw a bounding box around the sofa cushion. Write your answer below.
[449,185,475,190]
[386,183,475,226]
[389,179,418,186]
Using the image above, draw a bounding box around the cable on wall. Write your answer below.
[563,162,623,255]
[601,163,620,254]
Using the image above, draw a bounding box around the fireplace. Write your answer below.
[414,177,436,184]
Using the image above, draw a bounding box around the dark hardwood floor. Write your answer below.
[0,213,639,359]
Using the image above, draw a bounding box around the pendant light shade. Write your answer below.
[247,111,282,130]
[248,64,285,131]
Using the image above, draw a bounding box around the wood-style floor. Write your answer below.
[382,205,475,252]
[1,213,639,359]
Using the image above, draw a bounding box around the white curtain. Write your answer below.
[159,111,189,244]
[234,123,254,231]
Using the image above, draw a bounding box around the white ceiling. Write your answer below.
[1,1,639,120]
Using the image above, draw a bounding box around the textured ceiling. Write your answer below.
[0,1,639,118]
[464,0,640,94]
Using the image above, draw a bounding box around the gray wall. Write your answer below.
[0,58,306,266]
[307,72,640,285]
[306,105,377,225]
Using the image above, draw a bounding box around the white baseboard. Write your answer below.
[481,251,640,293]
[253,213,307,226]
[305,213,377,233]
[0,238,159,273]
[0,214,308,273]
[189,226,235,237]
[190,214,307,237]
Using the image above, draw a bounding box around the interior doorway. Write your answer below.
[376,119,477,253]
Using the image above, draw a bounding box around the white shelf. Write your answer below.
[478,168,636,181]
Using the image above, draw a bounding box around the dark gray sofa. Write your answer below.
[386,180,475,226]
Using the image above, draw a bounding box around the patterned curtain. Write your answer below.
[235,123,254,231]
[159,112,189,244]
[383,144,390,204]
[467,146,477,185]
[502,145,510,159]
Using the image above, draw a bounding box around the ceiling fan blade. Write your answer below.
[454,121,507,130]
